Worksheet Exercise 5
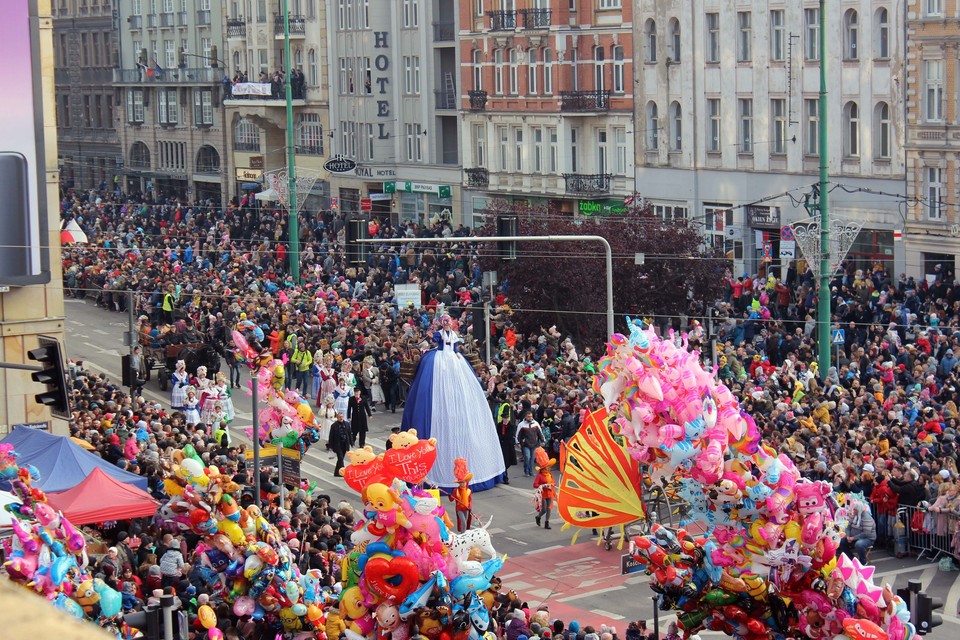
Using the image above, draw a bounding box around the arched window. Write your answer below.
[195,145,221,173]
[129,141,150,169]
[232,51,240,71]
[308,49,317,86]
[612,46,624,93]
[875,8,889,59]
[844,9,859,60]
[646,101,659,151]
[645,19,657,63]
[843,101,859,157]
[874,102,891,159]
[508,48,519,94]
[234,118,261,152]
[294,48,303,70]
[670,101,682,151]
[494,49,504,94]
[472,49,483,91]
[669,18,680,62]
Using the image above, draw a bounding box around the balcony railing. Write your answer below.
[160,12,174,27]
[227,18,246,37]
[435,89,457,110]
[563,173,612,195]
[295,144,324,156]
[113,67,221,84]
[560,90,611,112]
[433,21,455,42]
[234,141,261,152]
[468,90,488,110]
[521,8,551,29]
[128,14,142,29]
[465,168,489,188]
[274,14,306,36]
[488,10,517,31]
[196,9,211,25]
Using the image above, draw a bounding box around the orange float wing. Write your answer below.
[557,407,645,530]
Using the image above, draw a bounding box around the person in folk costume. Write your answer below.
[317,353,337,406]
[318,394,336,458]
[363,355,385,409]
[183,389,201,426]
[533,447,556,529]
[310,348,324,401]
[202,371,234,424]
[401,311,506,490]
[340,359,357,392]
[449,457,474,533]
[332,374,351,418]
[170,359,190,410]
[193,365,213,410]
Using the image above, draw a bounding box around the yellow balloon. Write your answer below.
[783,521,802,542]
[307,604,323,622]
[198,604,217,629]
[297,402,316,426]
[163,478,185,496]
[218,519,246,546]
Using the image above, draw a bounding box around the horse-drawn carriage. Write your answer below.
[140,339,221,391]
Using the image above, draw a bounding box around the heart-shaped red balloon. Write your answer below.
[382,441,437,484]
[342,457,396,493]
[363,556,420,602]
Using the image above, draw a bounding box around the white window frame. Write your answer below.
[738,98,752,153]
[473,123,486,167]
[771,98,787,154]
[875,102,891,160]
[670,101,682,151]
[707,98,721,152]
[594,46,605,91]
[193,89,213,125]
[473,50,483,91]
[927,167,943,220]
[597,128,608,175]
[646,101,658,150]
[925,0,943,18]
[844,9,859,61]
[402,0,419,28]
[543,49,553,94]
[127,89,145,124]
[528,49,538,95]
[533,127,543,173]
[925,59,944,122]
[706,13,719,63]
[612,46,624,93]
[598,0,620,8]
[876,8,889,60]
[805,8,820,61]
[509,49,519,95]
[614,126,627,175]
[770,9,785,62]
[494,49,504,95]
[805,98,819,155]
[498,125,508,170]
[844,102,860,157]
[737,11,751,63]
[513,127,523,171]
[669,19,680,62]
[548,126,558,173]
[645,19,657,63]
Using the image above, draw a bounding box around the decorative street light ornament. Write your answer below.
[790,215,863,277]
[263,168,322,215]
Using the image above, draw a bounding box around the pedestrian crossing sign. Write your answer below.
[832,329,845,344]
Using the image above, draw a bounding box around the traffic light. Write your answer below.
[27,336,70,419]
[177,47,186,68]
[210,45,218,68]
[496,215,517,260]
[346,217,369,265]
[916,593,943,635]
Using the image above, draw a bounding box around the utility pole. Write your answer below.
[816,0,831,375]
[283,0,300,282]
[128,291,136,398]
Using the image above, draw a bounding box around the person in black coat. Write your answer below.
[328,412,351,477]
[347,387,372,448]
[496,414,517,484]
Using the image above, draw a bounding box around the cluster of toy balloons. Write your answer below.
[156,445,333,637]
[335,442,505,640]
[592,321,916,640]
[0,444,130,633]
[232,329,320,452]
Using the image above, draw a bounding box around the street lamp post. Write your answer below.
[359,235,615,337]
[282,0,300,282]
[816,0,831,375]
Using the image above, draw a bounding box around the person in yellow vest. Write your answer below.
[292,337,313,395]
[161,285,175,324]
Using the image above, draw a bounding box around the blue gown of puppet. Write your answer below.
[401,328,505,491]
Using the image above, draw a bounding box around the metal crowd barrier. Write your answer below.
[869,502,959,561]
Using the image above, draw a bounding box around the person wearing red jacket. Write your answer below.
[870,472,899,547]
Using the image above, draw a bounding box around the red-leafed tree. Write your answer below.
[476,197,728,349]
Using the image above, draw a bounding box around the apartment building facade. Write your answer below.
[636,0,906,277]
[113,0,228,204]
[905,0,960,278]
[459,0,635,226]
[323,0,462,224]
[222,0,331,210]
[53,0,122,189]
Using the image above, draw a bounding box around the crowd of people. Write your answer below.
[54,185,960,636]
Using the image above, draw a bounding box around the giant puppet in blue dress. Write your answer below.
[401,312,505,491]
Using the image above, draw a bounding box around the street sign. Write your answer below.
[620,554,645,576]
[779,240,796,259]
[780,226,795,241]
[360,197,372,211]
[280,454,301,486]
[12,421,50,431]
[832,329,845,345]
[244,445,301,460]
[763,243,773,260]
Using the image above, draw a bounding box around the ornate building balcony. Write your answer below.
[465,168,489,188]
[468,90,488,110]
[563,173,612,195]
[560,91,611,112]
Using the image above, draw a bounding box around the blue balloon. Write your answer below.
[252,603,266,620]
[99,585,123,617]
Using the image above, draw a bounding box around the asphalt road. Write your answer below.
[64,298,959,637]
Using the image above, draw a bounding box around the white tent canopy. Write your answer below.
[255,188,280,202]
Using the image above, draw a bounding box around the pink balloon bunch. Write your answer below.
[594,323,914,640]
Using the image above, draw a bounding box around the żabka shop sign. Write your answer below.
[578,199,627,216]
